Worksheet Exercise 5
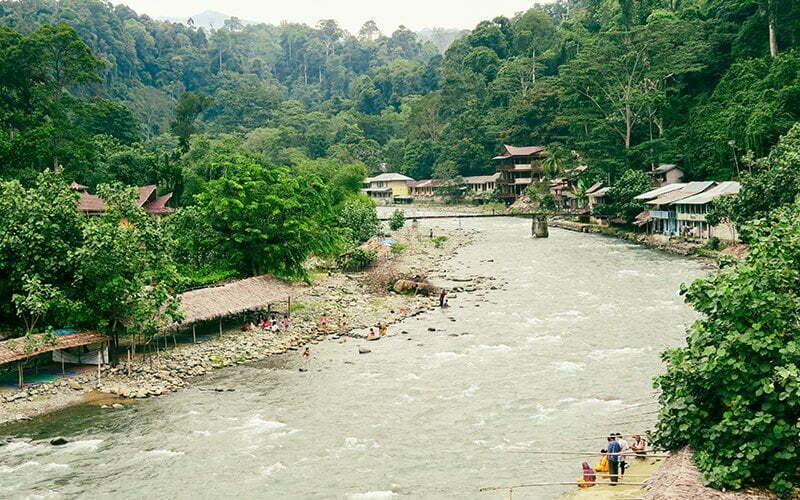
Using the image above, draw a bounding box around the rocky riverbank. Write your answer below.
[0,225,486,426]
[548,218,746,260]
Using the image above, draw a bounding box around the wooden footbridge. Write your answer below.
[379,211,574,237]
[376,212,574,221]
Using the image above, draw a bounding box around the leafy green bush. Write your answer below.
[653,204,800,495]
[390,242,408,255]
[389,209,406,231]
[338,248,378,271]
[704,236,721,251]
[178,266,240,291]
[339,196,380,245]
[432,236,448,248]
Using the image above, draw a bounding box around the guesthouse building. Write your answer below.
[493,145,547,201]
[361,173,415,204]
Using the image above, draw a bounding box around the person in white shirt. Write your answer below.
[615,433,629,478]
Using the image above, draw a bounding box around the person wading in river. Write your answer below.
[606,435,622,485]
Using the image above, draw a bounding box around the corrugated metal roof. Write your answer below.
[145,193,174,214]
[634,183,687,200]
[502,145,546,156]
[369,173,415,182]
[463,173,500,184]
[675,181,741,205]
[647,181,716,205]
[651,164,680,174]
[585,182,604,195]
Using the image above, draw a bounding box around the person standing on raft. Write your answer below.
[606,435,622,485]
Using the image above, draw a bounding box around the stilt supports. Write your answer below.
[531,215,549,238]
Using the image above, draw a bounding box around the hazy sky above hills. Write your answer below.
[116,0,547,32]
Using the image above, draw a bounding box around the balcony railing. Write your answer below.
[677,213,707,222]
[650,210,674,219]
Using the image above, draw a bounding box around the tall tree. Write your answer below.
[170,91,213,152]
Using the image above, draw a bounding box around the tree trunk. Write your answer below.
[625,103,632,149]
[767,0,778,58]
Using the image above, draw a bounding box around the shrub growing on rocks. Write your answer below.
[338,248,377,272]
[653,204,800,495]
[389,209,405,231]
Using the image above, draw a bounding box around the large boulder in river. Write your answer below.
[50,437,68,446]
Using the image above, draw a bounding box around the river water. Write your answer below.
[0,214,708,499]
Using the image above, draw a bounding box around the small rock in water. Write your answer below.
[299,368,308,372]
[112,403,124,409]
[358,347,371,354]
[101,404,110,409]
[427,327,436,332]
[50,437,68,446]
[448,333,459,337]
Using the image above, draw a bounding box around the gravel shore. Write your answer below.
[1,225,484,426]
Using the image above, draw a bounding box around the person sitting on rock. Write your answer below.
[321,314,329,330]
[367,328,378,340]
[631,435,647,459]
[379,323,388,336]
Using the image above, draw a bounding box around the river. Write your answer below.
[0,213,708,499]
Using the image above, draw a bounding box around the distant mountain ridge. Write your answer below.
[159,10,256,30]
[160,10,466,52]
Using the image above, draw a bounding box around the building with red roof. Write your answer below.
[493,145,547,201]
[70,183,174,216]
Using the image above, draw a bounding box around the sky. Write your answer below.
[114,0,549,33]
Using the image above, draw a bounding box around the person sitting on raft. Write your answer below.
[367,328,378,340]
[594,448,609,479]
[631,435,647,458]
[576,462,596,488]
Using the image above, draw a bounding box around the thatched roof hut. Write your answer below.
[0,331,109,366]
[178,275,299,325]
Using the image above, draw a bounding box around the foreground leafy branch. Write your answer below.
[653,204,800,495]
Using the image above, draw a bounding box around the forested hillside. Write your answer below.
[0,0,798,193]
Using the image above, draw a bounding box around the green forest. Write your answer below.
[1,0,799,189]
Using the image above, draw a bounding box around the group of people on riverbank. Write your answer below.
[242,312,291,333]
[577,433,648,488]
